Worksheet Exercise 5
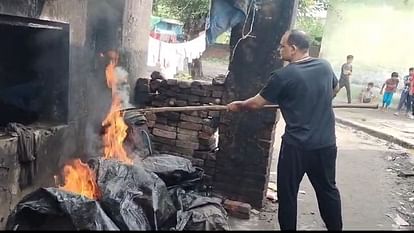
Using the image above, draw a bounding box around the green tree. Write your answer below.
[153,0,210,38]
[296,0,329,45]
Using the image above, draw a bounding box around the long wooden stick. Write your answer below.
[121,103,378,113]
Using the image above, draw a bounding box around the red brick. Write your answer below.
[179,122,202,131]
[223,199,252,219]
[152,128,176,139]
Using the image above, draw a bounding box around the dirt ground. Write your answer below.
[229,117,414,230]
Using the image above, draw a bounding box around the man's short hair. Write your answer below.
[347,55,354,60]
[391,72,399,77]
[409,67,414,72]
[367,82,374,86]
[286,29,310,50]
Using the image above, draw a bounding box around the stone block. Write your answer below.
[193,151,210,160]
[224,199,251,219]
[145,112,157,121]
[176,140,199,150]
[175,100,188,107]
[199,137,216,146]
[177,133,199,143]
[152,128,176,139]
[175,93,188,100]
[178,80,192,88]
[166,78,178,86]
[154,123,176,132]
[187,95,200,102]
[202,125,216,134]
[200,111,208,118]
[155,116,168,124]
[177,128,199,136]
[208,111,220,117]
[180,114,203,124]
[152,136,176,146]
[147,120,155,128]
[178,122,202,131]
[167,121,178,127]
[191,88,210,97]
[211,90,223,98]
[198,131,213,140]
[151,100,165,107]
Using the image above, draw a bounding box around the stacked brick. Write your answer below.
[135,77,225,181]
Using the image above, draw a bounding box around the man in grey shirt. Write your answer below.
[227,30,342,231]
[337,55,354,103]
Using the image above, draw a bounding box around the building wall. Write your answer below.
[0,0,152,228]
[320,0,414,85]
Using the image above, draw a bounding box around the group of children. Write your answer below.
[360,68,414,119]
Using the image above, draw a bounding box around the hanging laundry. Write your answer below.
[206,0,251,45]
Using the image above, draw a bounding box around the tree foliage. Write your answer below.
[296,0,329,45]
[152,0,210,37]
[152,0,329,41]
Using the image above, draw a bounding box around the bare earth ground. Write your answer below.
[230,117,414,230]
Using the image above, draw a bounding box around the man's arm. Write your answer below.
[227,94,272,112]
[332,72,339,97]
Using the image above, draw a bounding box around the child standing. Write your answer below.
[380,72,399,111]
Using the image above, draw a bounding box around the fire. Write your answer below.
[102,51,132,164]
[60,159,100,200]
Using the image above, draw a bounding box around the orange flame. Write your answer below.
[60,159,100,200]
[102,51,132,164]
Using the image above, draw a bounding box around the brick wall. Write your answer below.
[136,77,225,183]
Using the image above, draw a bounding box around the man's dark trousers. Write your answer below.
[338,78,351,103]
[277,141,343,231]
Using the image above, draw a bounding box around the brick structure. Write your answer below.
[136,0,298,209]
[136,77,224,182]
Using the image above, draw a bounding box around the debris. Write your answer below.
[171,188,229,231]
[251,209,260,215]
[299,190,306,195]
[223,199,251,219]
[266,189,277,203]
[268,182,277,192]
[408,197,414,202]
[394,214,409,226]
[397,171,414,178]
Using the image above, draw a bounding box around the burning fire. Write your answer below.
[58,51,131,199]
[102,51,132,164]
[60,159,100,200]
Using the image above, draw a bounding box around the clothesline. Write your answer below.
[147,32,207,79]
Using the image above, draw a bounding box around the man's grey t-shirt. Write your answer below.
[260,58,338,150]
[340,63,352,80]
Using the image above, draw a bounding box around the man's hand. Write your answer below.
[227,101,244,112]
[227,95,270,112]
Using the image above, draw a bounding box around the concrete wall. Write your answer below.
[320,0,414,85]
[0,0,152,228]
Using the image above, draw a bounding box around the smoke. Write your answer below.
[320,1,414,85]
[114,66,134,110]
[84,64,133,157]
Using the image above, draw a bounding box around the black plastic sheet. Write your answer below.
[6,187,119,231]
[171,188,229,231]
[95,159,176,230]
[142,154,203,188]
